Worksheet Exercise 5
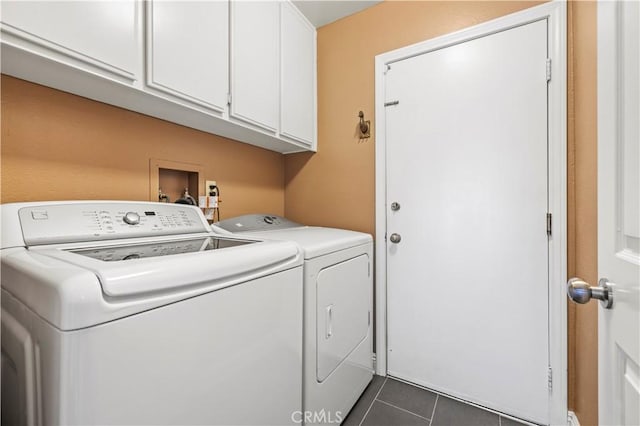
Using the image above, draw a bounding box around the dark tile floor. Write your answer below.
[342,376,534,426]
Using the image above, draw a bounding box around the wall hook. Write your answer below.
[358,110,371,139]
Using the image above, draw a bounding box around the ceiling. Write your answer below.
[292,0,383,28]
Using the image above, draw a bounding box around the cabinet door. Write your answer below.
[280,2,316,148]
[230,1,279,133]
[1,1,140,82]
[147,1,228,113]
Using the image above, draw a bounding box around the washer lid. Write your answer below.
[241,227,372,259]
[2,237,302,330]
[68,236,252,262]
[36,236,299,297]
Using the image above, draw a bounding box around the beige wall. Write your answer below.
[284,0,541,232]
[568,2,598,424]
[1,76,285,218]
[284,1,598,424]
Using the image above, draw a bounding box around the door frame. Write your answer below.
[374,2,567,424]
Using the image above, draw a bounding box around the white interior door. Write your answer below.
[384,20,551,424]
[596,2,640,424]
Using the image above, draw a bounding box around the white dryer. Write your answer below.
[213,215,373,424]
[1,201,303,426]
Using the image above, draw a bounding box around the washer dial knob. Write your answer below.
[123,212,141,225]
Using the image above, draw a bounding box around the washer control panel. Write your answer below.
[19,202,209,246]
[215,214,301,233]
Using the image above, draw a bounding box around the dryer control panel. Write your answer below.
[18,202,210,246]
[215,214,301,233]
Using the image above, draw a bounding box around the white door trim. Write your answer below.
[374,2,567,424]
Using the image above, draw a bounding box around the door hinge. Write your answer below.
[548,367,553,391]
[227,93,232,105]
[368,262,371,277]
[384,100,400,107]
[546,58,552,82]
[547,213,552,236]
[368,311,371,326]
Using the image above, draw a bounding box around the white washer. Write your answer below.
[213,214,373,424]
[1,201,303,426]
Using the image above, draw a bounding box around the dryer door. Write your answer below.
[316,254,370,382]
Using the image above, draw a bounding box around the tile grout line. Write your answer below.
[428,394,439,426]
[358,377,388,426]
[374,399,432,422]
[388,377,532,425]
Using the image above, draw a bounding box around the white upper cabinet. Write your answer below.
[146,1,228,114]
[1,0,141,83]
[0,0,317,154]
[230,1,280,133]
[280,1,316,147]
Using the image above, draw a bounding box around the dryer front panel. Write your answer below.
[316,254,370,382]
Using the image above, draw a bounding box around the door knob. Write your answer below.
[567,277,614,309]
[389,233,401,244]
[391,202,401,211]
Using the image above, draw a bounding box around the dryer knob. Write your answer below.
[123,212,140,225]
